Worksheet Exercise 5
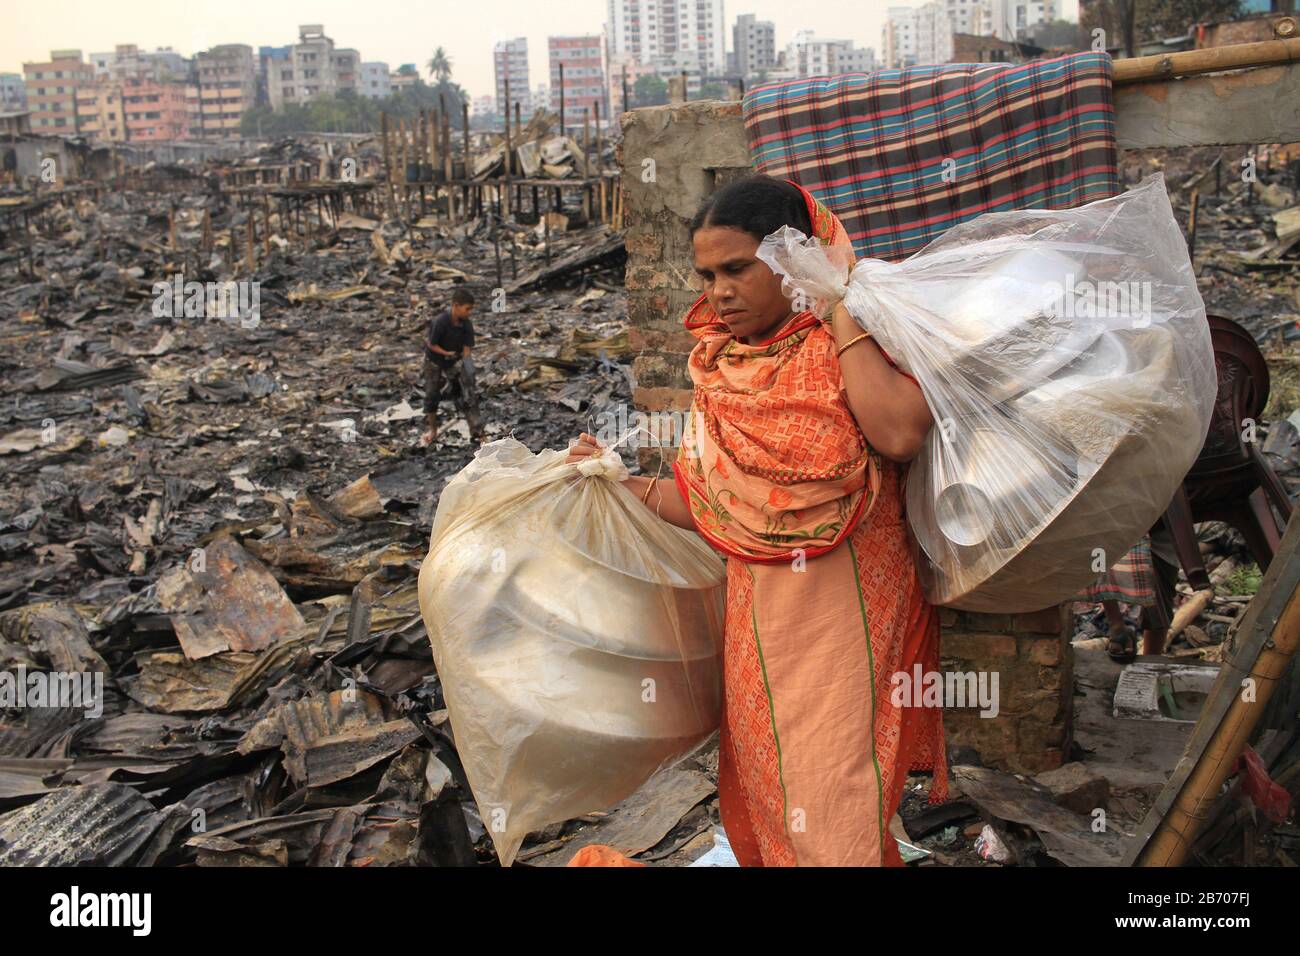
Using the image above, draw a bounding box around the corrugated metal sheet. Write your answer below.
[0,782,161,865]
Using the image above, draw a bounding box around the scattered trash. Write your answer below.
[973,825,1011,863]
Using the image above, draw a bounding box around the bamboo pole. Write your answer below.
[502,75,513,217]
[443,103,455,224]
[462,101,471,219]
[436,108,444,175]
[381,112,396,216]
[1112,35,1300,86]
[583,107,591,176]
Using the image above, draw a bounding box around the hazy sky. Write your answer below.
[4,0,905,98]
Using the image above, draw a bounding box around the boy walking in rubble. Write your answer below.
[420,288,486,447]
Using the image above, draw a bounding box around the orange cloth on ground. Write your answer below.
[671,182,947,866]
[566,845,647,867]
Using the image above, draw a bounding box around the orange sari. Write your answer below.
[671,184,947,866]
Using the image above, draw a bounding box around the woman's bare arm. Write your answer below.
[620,474,696,531]
[829,304,933,462]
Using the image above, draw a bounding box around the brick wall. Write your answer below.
[939,604,1074,774]
[620,100,1073,774]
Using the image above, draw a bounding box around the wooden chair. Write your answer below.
[1162,314,1293,584]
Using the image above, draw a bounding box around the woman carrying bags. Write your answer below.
[567,175,946,866]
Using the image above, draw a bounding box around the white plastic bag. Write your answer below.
[417,437,725,865]
[757,174,1216,611]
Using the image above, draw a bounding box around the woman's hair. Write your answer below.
[689,175,813,242]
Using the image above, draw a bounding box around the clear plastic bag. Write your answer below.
[416,438,725,865]
[757,174,1216,611]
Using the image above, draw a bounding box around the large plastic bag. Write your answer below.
[417,437,725,865]
[756,174,1216,611]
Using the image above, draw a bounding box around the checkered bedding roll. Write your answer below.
[743,51,1122,262]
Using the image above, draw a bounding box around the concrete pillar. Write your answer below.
[621,101,748,475]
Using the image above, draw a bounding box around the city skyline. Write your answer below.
[3,0,924,100]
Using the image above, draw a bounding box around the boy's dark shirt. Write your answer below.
[425,310,474,368]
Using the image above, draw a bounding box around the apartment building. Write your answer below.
[360,62,391,100]
[733,14,776,78]
[23,50,94,135]
[786,31,877,78]
[983,0,1079,42]
[837,46,877,73]
[549,35,607,125]
[0,74,27,112]
[194,44,256,138]
[266,25,354,109]
[391,66,420,93]
[88,45,189,83]
[493,38,531,116]
[943,0,985,35]
[121,80,189,140]
[333,48,360,95]
[77,77,189,142]
[75,84,125,141]
[882,4,956,68]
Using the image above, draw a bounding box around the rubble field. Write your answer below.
[0,141,1296,866]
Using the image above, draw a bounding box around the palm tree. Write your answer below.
[427,47,453,84]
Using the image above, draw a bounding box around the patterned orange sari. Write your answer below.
[672,184,947,866]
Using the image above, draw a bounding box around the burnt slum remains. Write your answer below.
[0,116,1299,866]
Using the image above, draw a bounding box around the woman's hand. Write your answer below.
[564,432,699,533]
[565,432,604,464]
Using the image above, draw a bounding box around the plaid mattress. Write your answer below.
[743,52,1121,262]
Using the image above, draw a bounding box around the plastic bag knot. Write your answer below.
[574,447,630,482]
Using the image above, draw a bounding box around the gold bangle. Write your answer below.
[836,331,872,357]
[641,477,656,505]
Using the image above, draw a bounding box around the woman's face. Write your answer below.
[692,226,793,343]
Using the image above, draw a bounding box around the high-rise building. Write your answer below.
[883,4,955,68]
[194,44,256,138]
[23,50,94,135]
[605,0,727,76]
[943,0,983,35]
[493,38,531,117]
[733,14,776,78]
[549,35,607,127]
[360,62,391,100]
